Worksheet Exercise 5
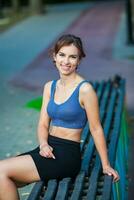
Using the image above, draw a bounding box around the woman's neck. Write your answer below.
[59,74,77,87]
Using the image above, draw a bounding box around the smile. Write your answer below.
[60,65,71,70]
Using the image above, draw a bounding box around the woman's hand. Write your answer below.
[39,143,55,159]
[103,165,120,182]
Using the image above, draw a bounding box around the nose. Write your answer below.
[63,56,69,64]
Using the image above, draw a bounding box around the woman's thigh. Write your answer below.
[0,155,40,184]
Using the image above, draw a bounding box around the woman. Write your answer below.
[0,34,119,200]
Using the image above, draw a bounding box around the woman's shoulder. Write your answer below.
[79,80,95,95]
[44,80,58,88]
[44,80,53,88]
[79,80,98,105]
[43,80,55,96]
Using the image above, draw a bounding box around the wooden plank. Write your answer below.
[27,181,44,200]
[43,179,57,200]
[70,171,86,200]
[97,81,105,102]
[97,81,105,103]
[86,156,102,200]
[101,175,113,200]
[103,88,117,138]
[101,80,125,200]
[55,178,71,200]
[99,81,111,120]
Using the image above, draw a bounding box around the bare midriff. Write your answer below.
[49,125,82,143]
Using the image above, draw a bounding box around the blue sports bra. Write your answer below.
[47,80,89,129]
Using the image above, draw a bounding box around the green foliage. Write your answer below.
[25,97,42,111]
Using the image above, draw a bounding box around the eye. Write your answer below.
[58,53,65,57]
[70,55,78,59]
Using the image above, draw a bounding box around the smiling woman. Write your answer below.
[50,34,85,74]
[53,44,80,75]
[0,34,119,200]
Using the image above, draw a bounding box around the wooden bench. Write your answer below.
[26,75,128,200]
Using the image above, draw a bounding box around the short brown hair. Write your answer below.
[50,34,86,60]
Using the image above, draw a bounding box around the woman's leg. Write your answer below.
[0,155,41,200]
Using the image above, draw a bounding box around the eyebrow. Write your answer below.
[58,51,78,57]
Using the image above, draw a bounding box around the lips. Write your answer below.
[60,65,70,71]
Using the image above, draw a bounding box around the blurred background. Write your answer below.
[0,0,134,42]
[0,0,134,199]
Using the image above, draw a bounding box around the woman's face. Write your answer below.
[53,44,80,76]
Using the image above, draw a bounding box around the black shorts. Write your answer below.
[19,135,81,181]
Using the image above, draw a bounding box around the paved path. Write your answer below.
[0,1,134,199]
[0,2,92,78]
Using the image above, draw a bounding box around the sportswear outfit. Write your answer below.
[19,80,88,182]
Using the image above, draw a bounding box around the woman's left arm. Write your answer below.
[81,83,119,182]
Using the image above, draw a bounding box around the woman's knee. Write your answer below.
[0,157,19,177]
[0,174,10,188]
[0,159,13,180]
[0,156,40,184]
[0,166,11,188]
[0,159,17,189]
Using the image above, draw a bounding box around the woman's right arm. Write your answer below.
[37,81,55,159]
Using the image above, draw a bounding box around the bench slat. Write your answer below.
[27,181,44,200]
[55,178,71,200]
[103,88,117,138]
[99,81,111,119]
[70,171,86,200]
[86,157,102,200]
[43,179,57,200]
[101,80,125,199]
